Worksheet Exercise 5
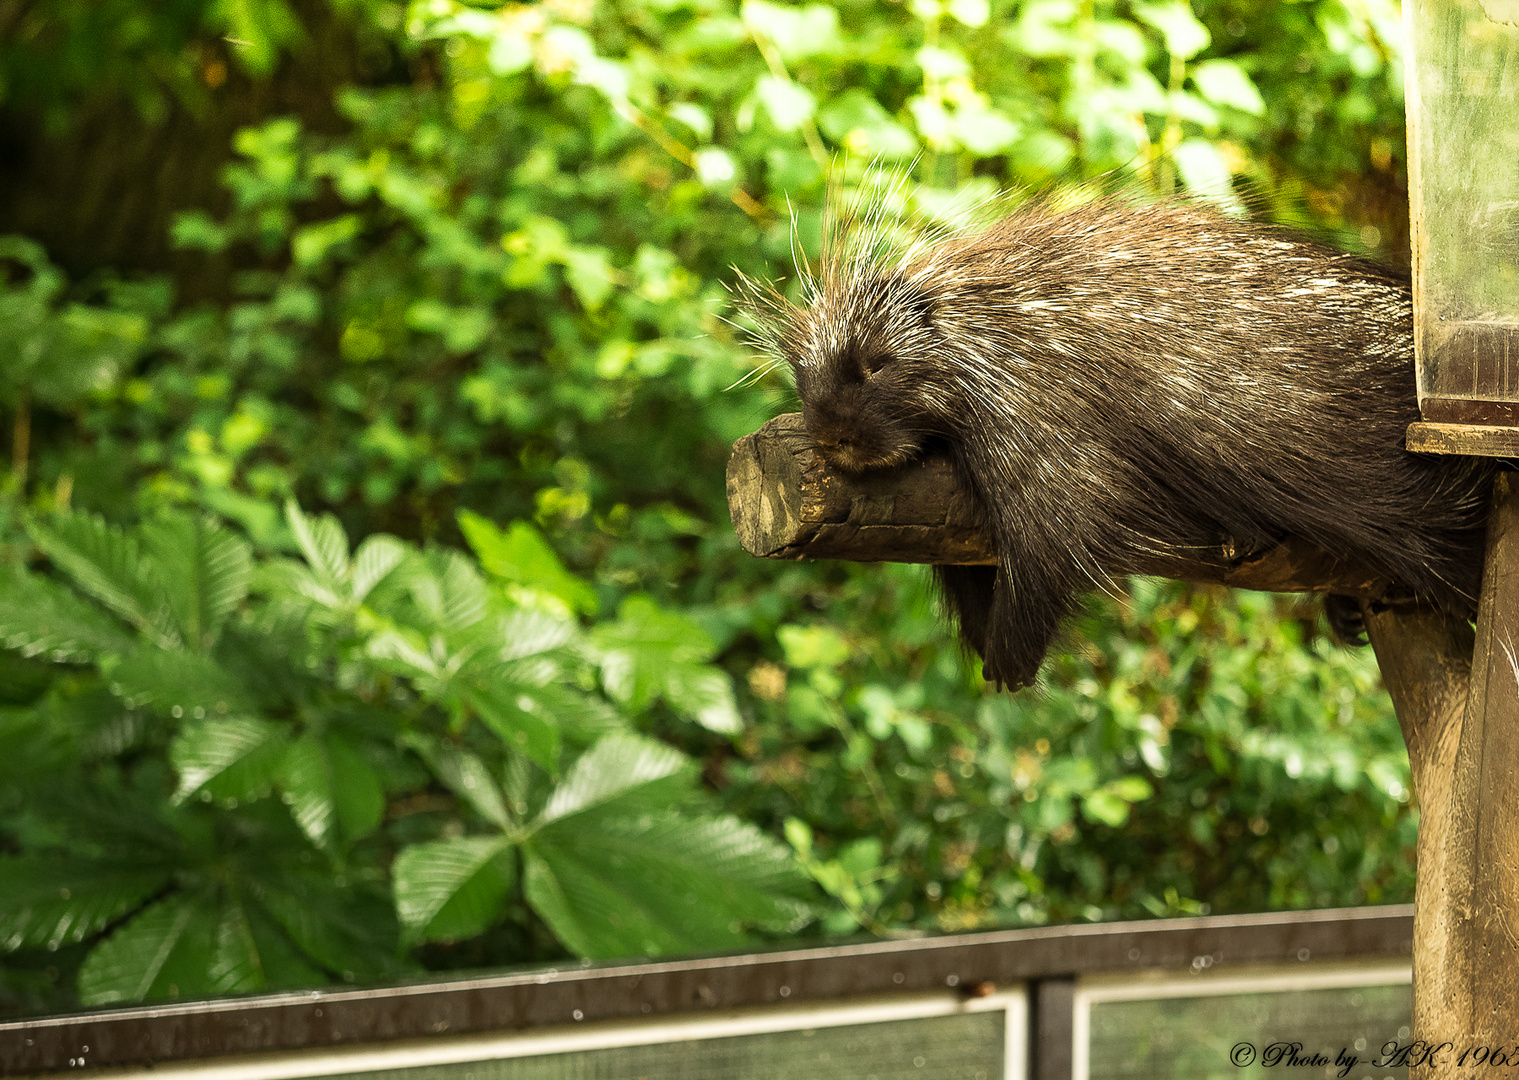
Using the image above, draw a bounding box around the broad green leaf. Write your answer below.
[954,107,1021,156]
[255,877,402,982]
[393,836,513,943]
[495,607,577,663]
[817,90,918,159]
[1173,137,1243,212]
[327,734,386,843]
[0,858,171,952]
[278,732,339,848]
[240,904,327,989]
[112,646,260,716]
[456,511,598,615]
[26,512,173,647]
[524,812,809,958]
[1082,789,1133,827]
[274,733,384,851]
[77,896,208,1005]
[664,667,742,735]
[740,0,842,59]
[171,717,289,804]
[777,624,850,669]
[207,901,264,996]
[402,550,489,633]
[755,75,816,133]
[351,534,407,602]
[534,734,691,825]
[590,595,716,711]
[1132,0,1211,59]
[141,513,253,652]
[0,564,136,662]
[208,0,303,75]
[467,683,561,771]
[405,734,512,828]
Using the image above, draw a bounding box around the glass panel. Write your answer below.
[1406,0,1519,417]
[318,1010,1006,1080]
[1087,983,1411,1080]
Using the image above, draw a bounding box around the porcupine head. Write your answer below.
[740,190,1068,693]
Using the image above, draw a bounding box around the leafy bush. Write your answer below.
[0,503,806,1005]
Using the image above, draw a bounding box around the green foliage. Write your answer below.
[0,0,1417,1014]
[0,504,808,1004]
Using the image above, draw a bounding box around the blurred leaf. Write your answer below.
[1133,1,1211,59]
[77,896,209,1005]
[406,734,512,829]
[524,811,809,958]
[393,837,513,944]
[112,646,260,716]
[140,513,253,652]
[1191,59,1266,116]
[535,733,692,825]
[0,859,171,952]
[170,716,289,805]
[0,564,137,662]
[457,511,598,615]
[26,512,172,647]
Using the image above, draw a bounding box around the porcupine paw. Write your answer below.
[1322,594,1368,647]
[980,653,1040,693]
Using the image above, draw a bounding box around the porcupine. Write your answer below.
[743,194,1497,691]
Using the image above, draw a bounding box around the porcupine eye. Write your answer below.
[860,352,891,377]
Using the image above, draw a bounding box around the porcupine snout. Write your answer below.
[799,374,924,473]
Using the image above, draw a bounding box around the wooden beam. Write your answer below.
[728,413,1393,598]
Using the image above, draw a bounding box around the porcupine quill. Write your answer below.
[738,188,1496,691]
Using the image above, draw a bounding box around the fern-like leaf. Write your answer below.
[26,511,177,648]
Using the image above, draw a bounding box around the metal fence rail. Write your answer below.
[1,905,1413,1078]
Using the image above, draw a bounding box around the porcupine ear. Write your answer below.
[932,565,998,662]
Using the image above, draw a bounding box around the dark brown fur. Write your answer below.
[745,197,1495,690]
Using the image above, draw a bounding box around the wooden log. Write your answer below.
[727,413,1392,598]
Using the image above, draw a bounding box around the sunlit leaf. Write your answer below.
[534,734,691,825]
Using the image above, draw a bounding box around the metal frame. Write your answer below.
[0,905,1413,1077]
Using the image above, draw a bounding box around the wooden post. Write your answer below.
[1398,474,1519,1076]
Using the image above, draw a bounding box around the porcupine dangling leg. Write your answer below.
[932,564,998,661]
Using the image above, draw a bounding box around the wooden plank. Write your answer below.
[1406,421,1519,457]
[728,413,1393,598]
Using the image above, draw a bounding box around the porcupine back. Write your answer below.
[751,195,1496,690]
